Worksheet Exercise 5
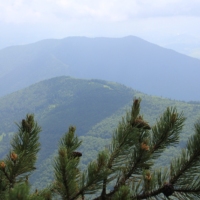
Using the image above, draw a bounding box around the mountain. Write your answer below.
[0,76,200,188]
[0,36,200,101]
[0,76,134,153]
[0,76,135,187]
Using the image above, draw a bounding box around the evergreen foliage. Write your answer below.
[0,114,45,199]
[1,98,200,199]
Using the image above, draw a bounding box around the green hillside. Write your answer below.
[0,76,200,189]
[0,76,134,152]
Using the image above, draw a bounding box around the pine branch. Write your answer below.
[127,109,185,199]
[0,114,41,188]
[111,185,131,200]
[31,187,53,200]
[109,142,151,197]
[71,150,110,200]
[54,148,80,199]
[53,126,81,199]
[99,100,142,197]
[139,120,200,199]
[125,108,185,199]
[122,107,185,191]
[150,107,185,160]
[170,120,200,186]
[59,126,82,154]
[3,98,200,200]
[120,168,169,200]
[173,174,200,197]
[94,99,152,199]
[93,103,187,200]
[149,122,199,200]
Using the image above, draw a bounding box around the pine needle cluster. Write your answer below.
[1,99,200,199]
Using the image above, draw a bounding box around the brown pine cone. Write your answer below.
[132,118,151,130]
[162,183,174,197]
[72,151,82,158]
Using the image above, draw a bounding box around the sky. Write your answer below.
[0,0,200,56]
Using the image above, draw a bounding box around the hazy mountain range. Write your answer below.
[160,34,200,59]
[0,36,199,101]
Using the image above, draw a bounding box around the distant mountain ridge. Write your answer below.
[0,36,200,101]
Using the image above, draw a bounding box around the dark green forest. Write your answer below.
[0,76,200,192]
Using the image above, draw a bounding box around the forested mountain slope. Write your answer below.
[0,36,200,101]
[0,76,134,155]
[0,76,200,188]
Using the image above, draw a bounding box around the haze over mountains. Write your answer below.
[161,34,200,59]
[0,36,199,101]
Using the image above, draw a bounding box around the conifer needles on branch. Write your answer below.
[1,98,200,200]
[0,114,42,199]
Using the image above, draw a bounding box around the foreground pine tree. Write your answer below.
[0,114,51,200]
[1,98,200,199]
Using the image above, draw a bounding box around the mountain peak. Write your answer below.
[0,36,199,101]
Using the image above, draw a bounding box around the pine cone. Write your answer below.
[141,142,150,151]
[72,151,82,158]
[0,161,6,170]
[132,118,151,130]
[145,171,151,180]
[10,152,18,162]
[133,99,139,109]
[69,126,76,132]
[35,189,38,195]
[162,183,174,197]
[22,119,31,132]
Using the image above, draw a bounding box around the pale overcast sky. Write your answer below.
[0,0,200,51]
